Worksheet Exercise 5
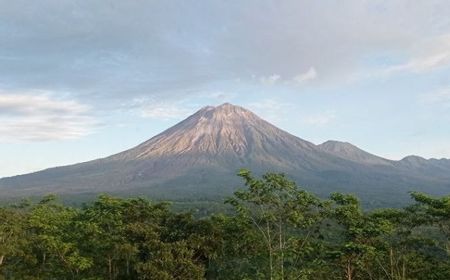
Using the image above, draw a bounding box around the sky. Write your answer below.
[1,0,450,177]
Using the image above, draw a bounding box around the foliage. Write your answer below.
[0,170,449,279]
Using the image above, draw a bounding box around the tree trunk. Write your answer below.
[0,255,4,266]
[108,257,113,280]
[402,261,406,280]
[390,248,394,279]
[346,260,353,280]
[279,222,284,280]
[267,221,273,280]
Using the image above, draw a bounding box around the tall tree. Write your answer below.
[226,169,324,279]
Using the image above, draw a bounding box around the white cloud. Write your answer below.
[141,105,191,120]
[301,111,336,126]
[202,91,237,102]
[249,100,336,127]
[294,67,318,83]
[384,34,450,75]
[349,34,450,83]
[132,98,191,120]
[420,87,450,106]
[260,74,281,86]
[386,52,450,74]
[1,1,450,100]
[248,99,292,123]
[0,91,96,141]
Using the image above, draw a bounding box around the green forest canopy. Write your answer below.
[1,169,449,279]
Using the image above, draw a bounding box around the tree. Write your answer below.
[25,195,92,279]
[225,169,324,279]
[0,207,27,279]
[77,195,139,279]
[410,192,450,254]
[328,193,392,280]
[3,172,450,280]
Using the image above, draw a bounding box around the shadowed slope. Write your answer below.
[0,103,449,206]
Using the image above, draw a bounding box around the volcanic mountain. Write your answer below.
[1,103,449,206]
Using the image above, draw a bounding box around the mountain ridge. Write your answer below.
[1,103,449,206]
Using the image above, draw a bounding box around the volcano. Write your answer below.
[1,103,449,206]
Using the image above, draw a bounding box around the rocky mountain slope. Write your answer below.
[1,103,449,206]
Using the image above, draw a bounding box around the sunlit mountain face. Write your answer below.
[1,103,449,207]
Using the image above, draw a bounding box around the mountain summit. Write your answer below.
[114,103,292,158]
[1,103,449,206]
[112,103,315,167]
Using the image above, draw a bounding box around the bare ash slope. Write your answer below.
[1,103,449,206]
[111,103,320,168]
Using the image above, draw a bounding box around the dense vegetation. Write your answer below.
[1,169,449,279]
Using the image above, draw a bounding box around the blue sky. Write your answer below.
[1,0,450,177]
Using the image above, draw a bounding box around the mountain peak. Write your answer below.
[213,103,247,113]
[400,155,428,166]
[319,140,391,166]
[218,102,233,107]
[401,155,426,161]
[199,103,242,110]
[2,103,450,207]
[193,103,255,123]
[112,103,313,161]
[320,140,356,149]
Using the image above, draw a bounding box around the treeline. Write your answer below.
[1,170,450,280]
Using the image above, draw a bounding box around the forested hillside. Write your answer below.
[1,170,449,279]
